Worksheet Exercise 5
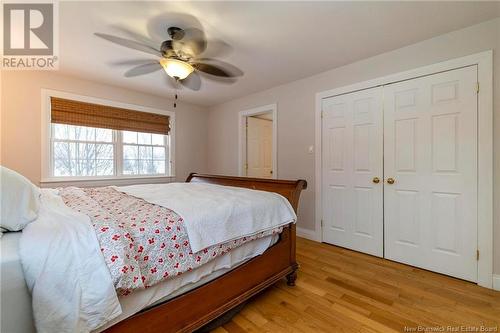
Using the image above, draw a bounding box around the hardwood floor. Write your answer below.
[212,237,500,333]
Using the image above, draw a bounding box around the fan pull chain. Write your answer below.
[173,78,179,108]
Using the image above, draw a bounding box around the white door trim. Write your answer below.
[238,104,278,179]
[493,275,500,291]
[315,50,493,288]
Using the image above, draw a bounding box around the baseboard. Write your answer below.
[296,227,320,242]
[493,275,500,291]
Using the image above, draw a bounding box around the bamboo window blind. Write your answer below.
[50,97,170,135]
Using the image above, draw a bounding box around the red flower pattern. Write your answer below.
[59,186,283,296]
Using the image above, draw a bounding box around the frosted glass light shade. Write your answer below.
[160,58,194,80]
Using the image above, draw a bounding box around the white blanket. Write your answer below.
[20,189,122,333]
[117,183,297,253]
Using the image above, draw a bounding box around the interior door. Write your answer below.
[321,87,384,257]
[383,66,478,282]
[246,117,273,178]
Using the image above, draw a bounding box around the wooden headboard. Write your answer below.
[186,173,307,213]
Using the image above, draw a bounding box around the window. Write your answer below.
[122,131,167,175]
[52,124,114,177]
[43,91,174,181]
[51,124,170,178]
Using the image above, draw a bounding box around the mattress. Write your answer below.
[0,230,277,333]
[0,232,35,333]
[96,233,278,331]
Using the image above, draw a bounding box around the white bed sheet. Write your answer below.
[95,233,278,332]
[0,232,36,333]
[1,230,277,333]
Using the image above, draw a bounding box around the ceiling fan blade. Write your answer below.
[197,72,237,85]
[193,63,229,77]
[172,28,207,57]
[200,39,233,58]
[196,58,244,77]
[180,72,202,91]
[124,62,162,77]
[165,76,178,89]
[94,33,161,57]
[112,26,159,49]
[147,12,203,45]
[110,58,159,67]
[193,59,243,78]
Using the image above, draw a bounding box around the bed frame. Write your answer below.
[103,173,307,333]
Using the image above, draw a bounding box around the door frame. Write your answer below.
[315,50,493,288]
[238,104,278,179]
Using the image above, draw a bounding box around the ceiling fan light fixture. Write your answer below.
[160,58,194,80]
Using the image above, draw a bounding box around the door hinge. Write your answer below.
[477,250,480,261]
[476,82,480,94]
[321,110,324,119]
[245,163,248,170]
[320,219,323,227]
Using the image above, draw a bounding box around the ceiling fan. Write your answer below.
[95,23,243,105]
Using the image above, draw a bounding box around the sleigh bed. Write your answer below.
[102,173,307,332]
[2,171,306,333]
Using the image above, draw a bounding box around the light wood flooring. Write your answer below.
[213,237,500,333]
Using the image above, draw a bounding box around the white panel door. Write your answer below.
[322,87,384,257]
[247,117,273,178]
[384,66,478,282]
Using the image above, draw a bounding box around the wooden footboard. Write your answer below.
[104,174,307,333]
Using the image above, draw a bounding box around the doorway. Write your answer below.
[238,104,277,179]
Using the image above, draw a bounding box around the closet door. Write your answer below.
[383,66,478,281]
[322,87,383,257]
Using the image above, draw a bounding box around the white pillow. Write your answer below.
[0,166,41,231]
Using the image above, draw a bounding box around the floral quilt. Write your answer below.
[59,186,282,295]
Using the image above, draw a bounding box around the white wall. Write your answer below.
[1,17,498,273]
[0,71,209,184]
[207,19,500,272]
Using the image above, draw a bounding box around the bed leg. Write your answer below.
[286,270,297,286]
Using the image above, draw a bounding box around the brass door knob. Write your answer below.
[386,177,395,184]
[372,177,380,184]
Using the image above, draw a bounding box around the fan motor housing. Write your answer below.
[160,40,176,57]
[167,26,184,40]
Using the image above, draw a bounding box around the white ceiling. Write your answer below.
[59,1,500,107]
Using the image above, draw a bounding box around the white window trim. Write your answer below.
[238,104,278,179]
[314,50,493,289]
[41,89,176,186]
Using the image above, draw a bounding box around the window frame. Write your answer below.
[41,89,175,185]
